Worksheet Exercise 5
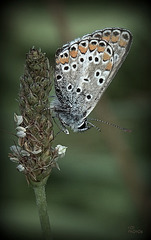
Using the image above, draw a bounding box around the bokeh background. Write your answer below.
[1,0,151,239]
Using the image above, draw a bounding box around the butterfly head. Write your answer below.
[58,112,90,133]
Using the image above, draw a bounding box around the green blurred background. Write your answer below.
[1,0,151,239]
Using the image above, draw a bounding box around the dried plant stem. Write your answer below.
[32,177,52,240]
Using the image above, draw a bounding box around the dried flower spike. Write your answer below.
[9,47,67,183]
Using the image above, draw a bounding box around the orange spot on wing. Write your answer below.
[65,57,69,63]
[111,35,119,43]
[97,46,105,52]
[105,61,113,71]
[119,39,127,47]
[69,50,78,58]
[89,44,97,51]
[78,45,88,54]
[103,52,111,61]
[60,57,69,64]
[102,35,111,42]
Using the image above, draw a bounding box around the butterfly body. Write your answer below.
[52,28,132,133]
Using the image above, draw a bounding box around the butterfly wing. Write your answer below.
[92,28,132,87]
[82,28,133,117]
[54,28,132,123]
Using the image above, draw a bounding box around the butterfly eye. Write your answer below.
[77,120,88,131]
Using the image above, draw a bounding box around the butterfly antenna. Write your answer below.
[89,118,131,133]
[87,121,101,132]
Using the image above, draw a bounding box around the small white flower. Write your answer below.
[16,126,26,132]
[50,145,67,171]
[55,144,67,158]
[17,164,25,172]
[14,113,23,125]
[16,131,26,138]
[20,150,30,157]
[9,157,19,163]
[16,126,26,138]
[31,148,42,154]
[10,145,21,154]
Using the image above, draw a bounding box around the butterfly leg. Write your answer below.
[52,115,69,135]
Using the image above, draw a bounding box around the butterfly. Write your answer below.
[51,28,132,134]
